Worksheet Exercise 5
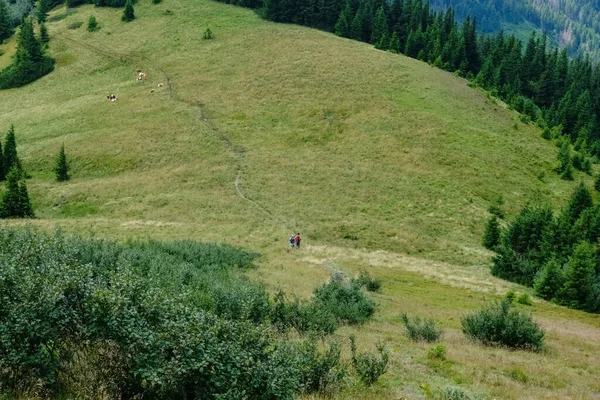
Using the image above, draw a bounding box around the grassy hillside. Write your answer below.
[0,1,599,398]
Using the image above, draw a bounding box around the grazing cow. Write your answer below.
[107,94,117,102]
[158,83,163,88]
[137,72,147,82]
[150,89,155,93]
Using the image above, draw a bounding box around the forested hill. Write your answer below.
[430,0,600,61]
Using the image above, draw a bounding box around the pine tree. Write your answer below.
[54,144,70,182]
[87,15,99,32]
[562,183,593,225]
[557,140,573,180]
[334,9,350,37]
[0,168,33,218]
[556,241,596,309]
[0,0,12,43]
[39,23,49,45]
[3,125,21,176]
[388,31,400,53]
[370,6,388,45]
[482,214,501,250]
[37,0,51,23]
[122,0,135,22]
[533,259,565,301]
[350,8,364,41]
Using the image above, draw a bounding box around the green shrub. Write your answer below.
[203,27,213,39]
[427,344,447,361]
[461,300,545,351]
[353,269,381,292]
[350,335,388,386]
[504,367,529,383]
[504,289,516,303]
[517,293,533,306]
[482,215,501,249]
[313,277,375,325]
[152,0,161,3]
[67,21,83,29]
[0,228,349,398]
[439,387,470,400]
[401,313,444,342]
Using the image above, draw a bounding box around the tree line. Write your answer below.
[214,0,600,167]
[483,183,600,314]
[429,0,600,62]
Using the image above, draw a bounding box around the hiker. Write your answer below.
[294,233,301,248]
[289,234,295,248]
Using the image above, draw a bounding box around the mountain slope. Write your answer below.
[0,1,599,398]
[431,0,600,60]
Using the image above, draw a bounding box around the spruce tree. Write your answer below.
[334,9,350,38]
[482,214,501,250]
[556,241,596,309]
[87,15,99,32]
[562,183,593,225]
[533,259,565,301]
[0,0,12,43]
[3,125,21,176]
[122,0,135,22]
[557,140,573,180]
[39,23,49,45]
[37,0,51,23]
[370,6,388,45]
[0,168,32,218]
[54,144,70,182]
[388,31,400,53]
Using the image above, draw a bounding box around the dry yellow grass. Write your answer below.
[0,1,599,398]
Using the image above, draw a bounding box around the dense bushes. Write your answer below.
[313,275,376,324]
[489,183,600,313]
[461,300,545,351]
[350,335,388,386]
[401,313,444,342]
[0,228,381,397]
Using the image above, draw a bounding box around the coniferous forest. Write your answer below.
[216,0,600,164]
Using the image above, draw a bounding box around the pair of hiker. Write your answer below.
[289,233,301,248]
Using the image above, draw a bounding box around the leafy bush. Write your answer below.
[517,293,533,306]
[67,21,83,29]
[504,367,529,383]
[313,277,375,325]
[0,228,348,398]
[401,313,444,342]
[461,300,545,351]
[352,269,381,292]
[439,387,470,400]
[350,335,388,386]
[203,27,213,39]
[427,344,447,361]
[504,289,516,303]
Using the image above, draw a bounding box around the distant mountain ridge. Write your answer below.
[430,0,600,60]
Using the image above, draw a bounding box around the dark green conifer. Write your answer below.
[3,125,21,176]
[0,0,12,43]
[370,6,388,45]
[54,144,70,182]
[594,174,600,193]
[556,242,596,309]
[334,9,350,38]
[0,168,33,218]
[388,31,400,53]
[122,0,135,22]
[562,183,593,225]
[482,214,501,250]
[37,0,50,23]
[557,140,573,180]
[533,259,565,301]
[39,23,49,45]
[87,15,99,32]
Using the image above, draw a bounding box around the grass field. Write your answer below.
[1,1,600,398]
